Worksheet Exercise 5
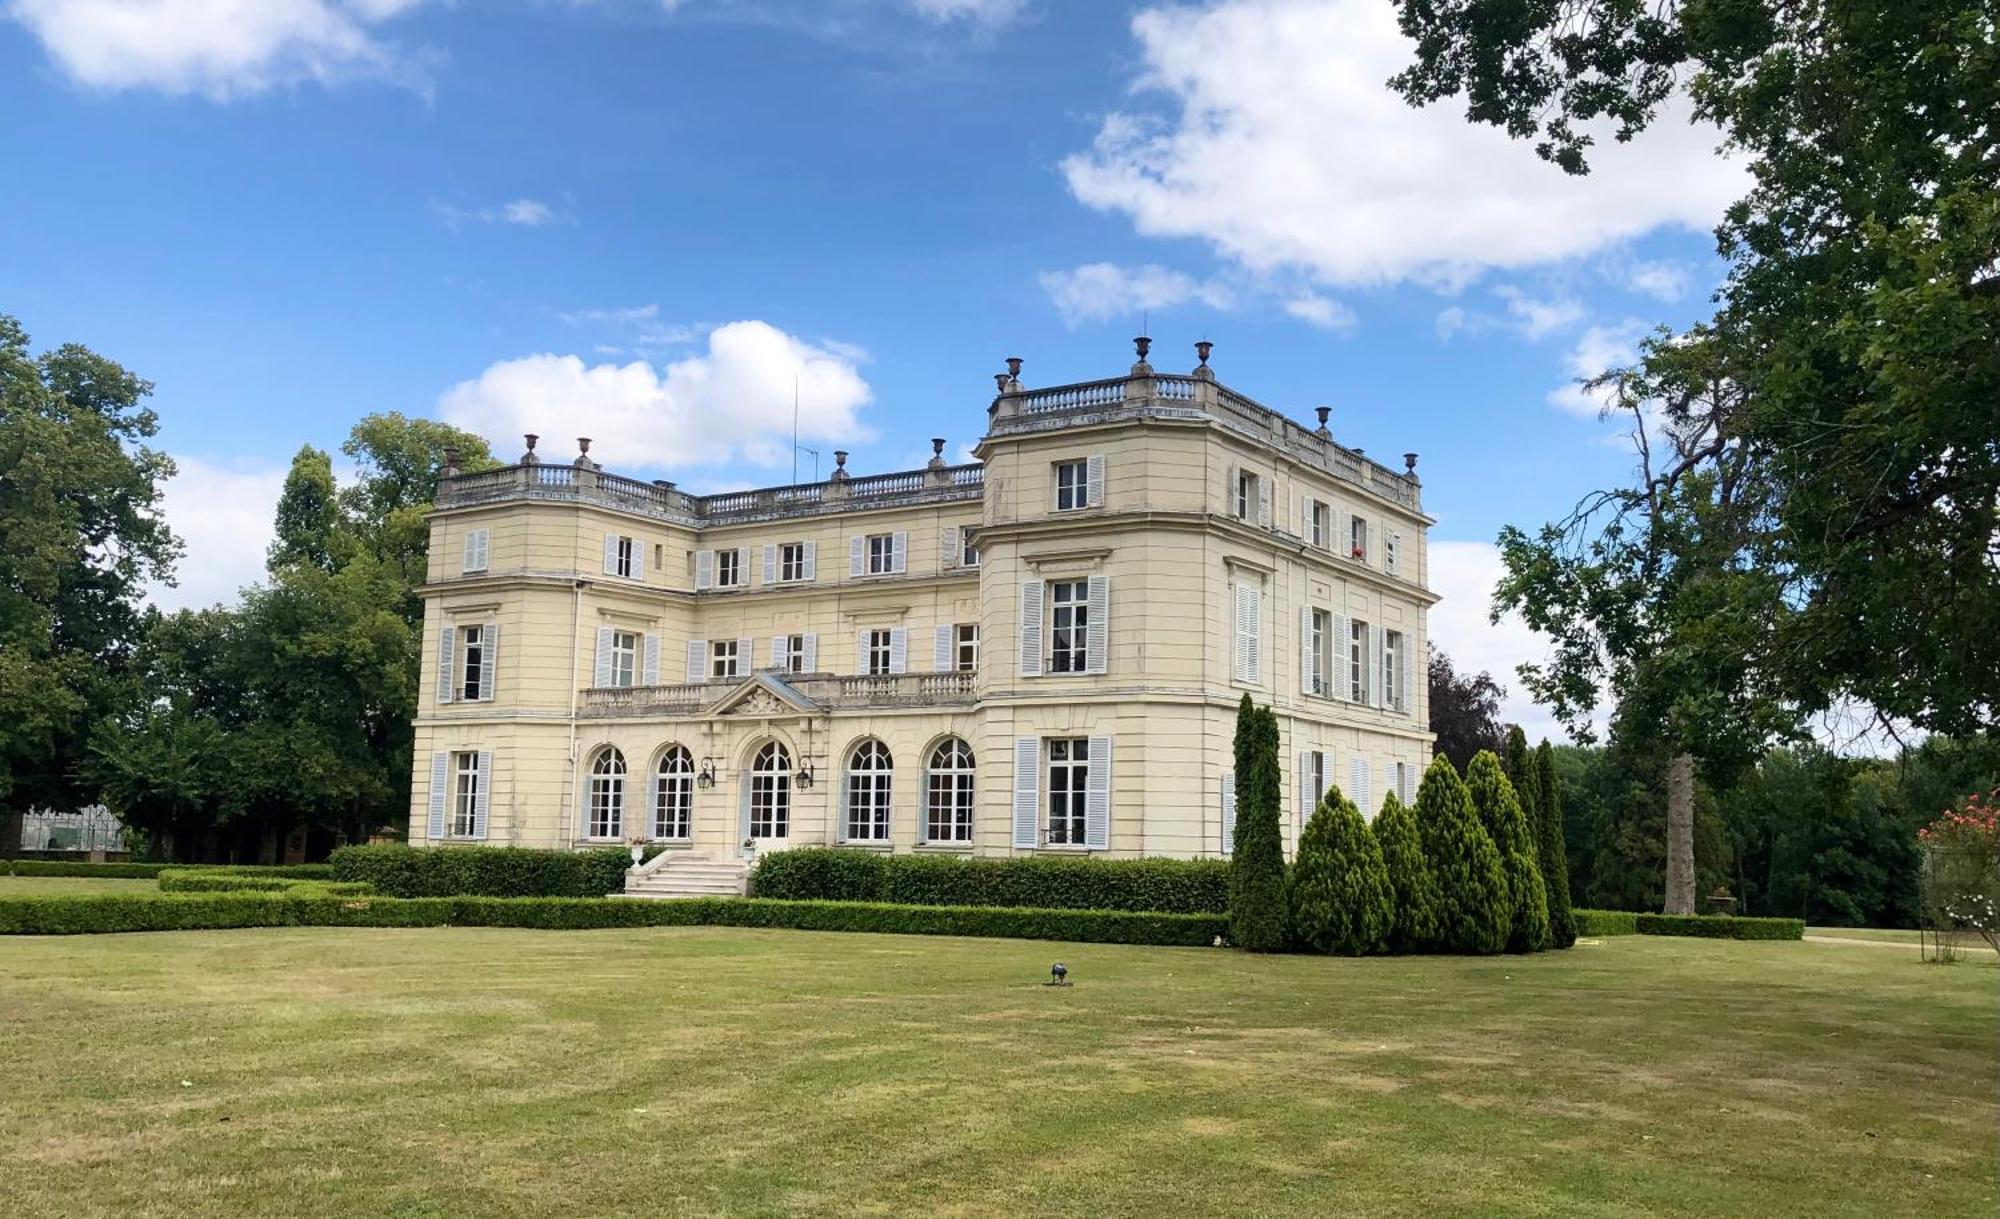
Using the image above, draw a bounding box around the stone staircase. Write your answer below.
[623,853,750,899]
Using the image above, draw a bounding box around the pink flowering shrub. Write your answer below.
[1919,789,2000,954]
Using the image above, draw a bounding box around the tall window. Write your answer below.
[1047,738,1089,845]
[961,535,980,567]
[955,624,980,672]
[926,738,975,843]
[779,542,806,582]
[710,639,740,680]
[865,628,893,676]
[451,751,480,837]
[614,535,636,578]
[588,747,626,839]
[1384,533,1400,575]
[716,548,742,587]
[1383,629,1403,709]
[1235,471,1258,520]
[1054,459,1088,511]
[1308,609,1331,696]
[1349,514,1369,561]
[655,746,693,840]
[1049,580,1089,673]
[459,624,487,701]
[844,739,893,842]
[867,533,895,575]
[748,741,791,839]
[784,634,807,674]
[1309,500,1330,548]
[1348,620,1369,703]
[610,630,639,688]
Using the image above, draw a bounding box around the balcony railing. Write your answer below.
[579,670,978,716]
[437,460,986,524]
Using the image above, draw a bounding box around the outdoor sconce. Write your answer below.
[697,758,716,789]
[796,762,815,790]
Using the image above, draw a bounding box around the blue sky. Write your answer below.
[0,0,1744,738]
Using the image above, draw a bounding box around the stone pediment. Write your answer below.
[708,672,821,718]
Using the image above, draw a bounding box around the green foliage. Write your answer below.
[156,869,371,896]
[1429,649,1508,773]
[1371,790,1440,952]
[1532,740,1578,948]
[330,844,631,898]
[1633,914,1805,942]
[0,860,332,879]
[1572,909,1638,937]
[1466,751,1551,953]
[1413,755,1509,955]
[1285,783,1393,955]
[1227,696,1287,951]
[0,891,1227,946]
[750,848,1229,914]
[268,444,344,573]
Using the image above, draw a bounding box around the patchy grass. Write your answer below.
[0,930,1993,1218]
[0,875,160,896]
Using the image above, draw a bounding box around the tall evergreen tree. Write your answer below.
[1287,782,1393,955]
[1228,696,1286,952]
[1532,739,1578,947]
[1372,790,1440,952]
[1467,750,1551,953]
[1414,754,1509,954]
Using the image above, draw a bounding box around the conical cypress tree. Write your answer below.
[1502,726,1534,798]
[1467,750,1551,953]
[1372,790,1439,952]
[1228,697,1287,951]
[1534,740,1578,948]
[1413,754,1509,954]
[1286,782,1393,954]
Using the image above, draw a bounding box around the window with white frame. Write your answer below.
[784,634,807,674]
[451,751,481,837]
[655,746,693,840]
[1308,609,1332,696]
[614,535,637,579]
[587,747,625,839]
[866,533,895,575]
[844,739,893,841]
[609,630,639,688]
[1235,470,1259,521]
[1384,533,1400,576]
[864,628,894,676]
[1054,459,1089,511]
[715,548,743,588]
[961,534,980,567]
[1384,629,1405,710]
[1309,501,1330,548]
[1348,620,1369,703]
[1049,581,1089,673]
[748,741,791,838]
[459,624,488,701]
[1046,738,1089,845]
[1349,514,1369,561]
[955,624,980,672]
[1393,760,1412,808]
[926,738,975,843]
[710,639,741,680]
[779,542,807,582]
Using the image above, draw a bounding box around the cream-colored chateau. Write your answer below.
[413,341,1435,895]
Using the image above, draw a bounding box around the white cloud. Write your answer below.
[1427,538,1575,743]
[1623,258,1694,302]
[1548,320,1648,417]
[498,199,555,226]
[435,198,567,228]
[906,0,1025,25]
[6,0,432,99]
[557,305,705,353]
[1283,293,1356,332]
[1037,262,1235,327]
[1435,306,1467,340]
[1493,286,1584,341]
[437,320,874,471]
[146,455,285,611]
[1062,0,1746,290]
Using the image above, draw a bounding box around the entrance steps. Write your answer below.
[623,854,750,899]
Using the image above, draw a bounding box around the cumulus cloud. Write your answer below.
[1283,293,1356,332]
[437,320,874,471]
[1623,258,1695,302]
[1548,320,1648,417]
[146,455,287,611]
[1037,262,1235,327]
[906,0,1026,25]
[6,0,433,99]
[434,198,565,228]
[1426,538,1575,743]
[1062,0,1746,290]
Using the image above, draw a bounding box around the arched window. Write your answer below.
[588,747,626,839]
[925,738,975,844]
[748,741,791,839]
[654,745,693,840]
[843,739,893,842]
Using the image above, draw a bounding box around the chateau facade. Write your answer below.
[412,342,1435,893]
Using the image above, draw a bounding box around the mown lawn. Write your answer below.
[0,928,1993,1219]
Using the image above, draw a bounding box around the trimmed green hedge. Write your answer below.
[329,844,631,898]
[0,891,1227,947]
[156,870,372,897]
[1635,913,1805,941]
[751,849,1230,914]
[1573,909,1638,936]
[0,860,334,880]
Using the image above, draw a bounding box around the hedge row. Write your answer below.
[1635,913,1805,941]
[1573,909,1638,936]
[156,870,373,897]
[0,860,334,880]
[751,849,1231,914]
[329,844,631,898]
[0,891,1226,946]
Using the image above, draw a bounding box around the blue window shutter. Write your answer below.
[1011,737,1039,849]
[889,628,908,675]
[686,639,706,683]
[427,752,449,840]
[1085,736,1112,849]
[472,752,492,840]
[848,535,864,577]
